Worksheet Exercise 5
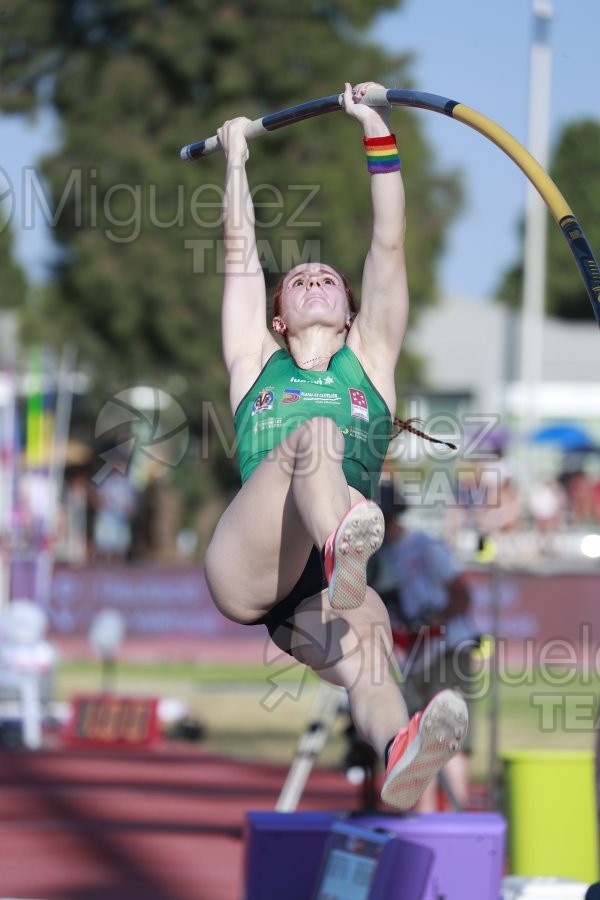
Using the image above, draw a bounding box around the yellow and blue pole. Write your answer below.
[180,87,600,325]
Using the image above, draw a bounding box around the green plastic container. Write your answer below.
[501,749,598,883]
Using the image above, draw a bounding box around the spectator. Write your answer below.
[91,470,138,563]
[527,477,567,555]
[475,454,522,538]
[559,468,594,525]
[591,477,600,527]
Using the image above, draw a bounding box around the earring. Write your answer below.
[272,317,287,335]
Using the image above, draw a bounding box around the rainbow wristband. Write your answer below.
[363,134,401,174]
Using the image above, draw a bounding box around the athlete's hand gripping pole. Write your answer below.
[180,87,600,327]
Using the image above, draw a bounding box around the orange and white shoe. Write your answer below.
[323,500,384,610]
[381,689,468,810]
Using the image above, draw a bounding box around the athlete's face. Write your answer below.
[279,264,350,332]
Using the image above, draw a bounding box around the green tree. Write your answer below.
[0,212,27,309]
[1,0,462,501]
[496,118,600,321]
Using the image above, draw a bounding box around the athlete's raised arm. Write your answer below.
[217,118,279,407]
[343,82,409,374]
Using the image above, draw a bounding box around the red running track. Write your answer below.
[0,744,371,900]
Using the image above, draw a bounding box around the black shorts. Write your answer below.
[252,546,327,656]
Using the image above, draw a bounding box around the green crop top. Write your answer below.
[233,345,392,499]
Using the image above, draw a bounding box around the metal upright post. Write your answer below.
[518,0,553,463]
[488,560,503,810]
[276,684,343,812]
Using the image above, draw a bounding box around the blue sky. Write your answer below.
[371,0,600,299]
[1,0,599,299]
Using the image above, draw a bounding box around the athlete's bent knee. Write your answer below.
[290,416,344,469]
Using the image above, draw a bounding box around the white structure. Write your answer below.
[406,293,600,426]
[0,599,57,749]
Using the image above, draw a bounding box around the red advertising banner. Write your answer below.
[46,564,249,638]
[18,560,599,657]
[466,568,600,650]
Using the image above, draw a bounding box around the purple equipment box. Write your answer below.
[244,811,338,900]
[357,812,506,900]
[244,810,506,900]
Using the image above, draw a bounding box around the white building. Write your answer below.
[405,293,600,427]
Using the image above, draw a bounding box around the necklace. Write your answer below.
[299,355,330,369]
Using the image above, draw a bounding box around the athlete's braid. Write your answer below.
[392,417,457,451]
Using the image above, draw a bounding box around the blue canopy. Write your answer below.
[530,423,597,451]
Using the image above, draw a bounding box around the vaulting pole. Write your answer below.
[180,87,600,325]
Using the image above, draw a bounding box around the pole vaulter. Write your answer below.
[180,87,600,326]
